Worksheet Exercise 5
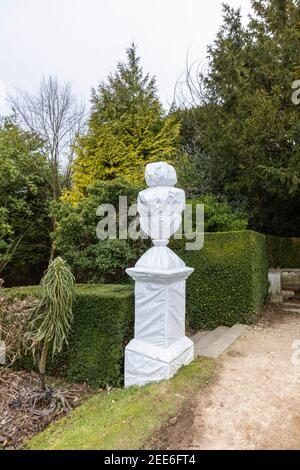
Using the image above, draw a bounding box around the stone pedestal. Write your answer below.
[125,248,194,388]
[124,161,194,388]
[268,269,283,303]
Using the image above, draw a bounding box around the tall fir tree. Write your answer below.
[68,44,180,202]
[179,0,300,235]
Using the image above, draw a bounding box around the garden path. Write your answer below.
[163,308,300,450]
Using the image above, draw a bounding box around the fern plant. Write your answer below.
[25,257,75,390]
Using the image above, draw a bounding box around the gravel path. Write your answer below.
[173,310,300,450]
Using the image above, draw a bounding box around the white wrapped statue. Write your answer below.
[125,162,194,388]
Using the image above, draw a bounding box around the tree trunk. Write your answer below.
[49,156,59,264]
[39,342,49,390]
[49,215,58,263]
[49,237,56,263]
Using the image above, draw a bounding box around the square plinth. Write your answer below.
[134,280,186,348]
[125,336,194,388]
[125,265,194,388]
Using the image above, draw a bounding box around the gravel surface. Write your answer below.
[159,306,300,450]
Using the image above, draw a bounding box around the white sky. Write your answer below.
[0,0,252,115]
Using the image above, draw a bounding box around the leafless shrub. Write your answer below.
[0,296,37,371]
[174,51,210,110]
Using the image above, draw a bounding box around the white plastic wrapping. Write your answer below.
[125,337,194,388]
[124,162,194,388]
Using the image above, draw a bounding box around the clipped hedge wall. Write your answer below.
[4,284,134,388]
[3,230,270,385]
[267,236,300,268]
[172,230,269,330]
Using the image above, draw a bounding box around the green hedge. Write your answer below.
[3,284,134,388]
[267,236,300,268]
[3,231,270,385]
[172,230,269,330]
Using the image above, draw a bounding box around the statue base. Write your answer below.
[125,264,194,388]
[125,336,194,388]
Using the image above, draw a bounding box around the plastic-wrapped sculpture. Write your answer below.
[125,162,194,387]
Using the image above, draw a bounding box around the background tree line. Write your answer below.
[0,0,299,286]
[176,0,300,235]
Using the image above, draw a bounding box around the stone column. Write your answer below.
[268,269,283,303]
[124,162,194,388]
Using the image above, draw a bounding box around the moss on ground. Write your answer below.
[26,358,215,450]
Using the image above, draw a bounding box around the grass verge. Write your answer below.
[26,358,215,450]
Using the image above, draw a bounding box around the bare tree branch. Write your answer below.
[173,48,210,111]
[8,76,86,199]
[8,76,86,261]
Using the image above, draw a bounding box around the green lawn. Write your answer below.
[26,358,215,450]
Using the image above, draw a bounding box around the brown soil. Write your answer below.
[148,305,300,450]
[0,370,94,449]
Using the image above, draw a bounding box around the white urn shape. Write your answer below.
[124,162,194,388]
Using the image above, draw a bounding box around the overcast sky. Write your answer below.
[0,0,252,115]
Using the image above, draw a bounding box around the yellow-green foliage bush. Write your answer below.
[66,45,180,204]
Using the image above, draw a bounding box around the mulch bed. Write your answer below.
[0,369,95,449]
